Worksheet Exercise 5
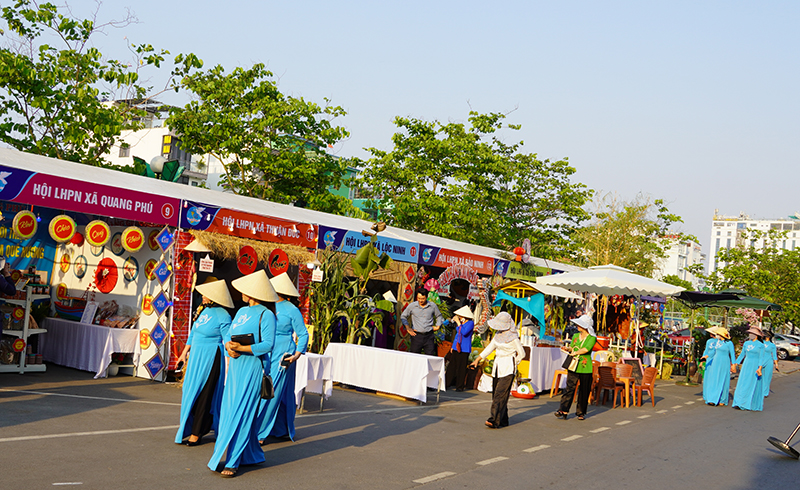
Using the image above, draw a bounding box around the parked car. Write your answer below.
[772,333,800,360]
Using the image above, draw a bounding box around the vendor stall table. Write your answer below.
[323,343,445,404]
[294,352,333,412]
[40,318,140,379]
[527,346,569,393]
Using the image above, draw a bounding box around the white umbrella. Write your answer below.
[535,264,684,298]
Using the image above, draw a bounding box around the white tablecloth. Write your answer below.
[528,346,568,393]
[294,352,333,406]
[40,318,140,379]
[323,343,445,403]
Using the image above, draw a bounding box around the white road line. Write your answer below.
[413,472,456,484]
[524,444,551,453]
[0,425,179,443]
[637,415,651,419]
[671,405,683,409]
[696,398,704,401]
[657,410,668,414]
[299,400,491,418]
[561,435,583,441]
[590,427,610,433]
[0,389,180,406]
[52,484,83,486]
[685,401,695,405]
[477,456,508,466]
[616,420,631,425]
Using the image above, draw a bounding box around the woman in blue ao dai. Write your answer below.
[732,327,767,411]
[175,279,233,446]
[700,328,720,406]
[208,270,278,478]
[701,327,736,406]
[257,272,309,444]
[761,331,779,397]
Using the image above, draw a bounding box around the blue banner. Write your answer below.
[318,225,419,262]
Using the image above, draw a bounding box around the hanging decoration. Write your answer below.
[85,220,111,247]
[268,248,289,276]
[142,294,154,316]
[148,229,160,250]
[110,232,124,256]
[59,253,71,273]
[55,283,69,301]
[73,255,87,278]
[123,256,139,282]
[121,226,145,253]
[93,257,118,294]
[70,232,84,246]
[139,329,152,350]
[48,215,76,243]
[155,226,175,252]
[237,245,258,275]
[12,210,38,239]
[144,259,158,281]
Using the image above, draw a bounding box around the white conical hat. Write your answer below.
[232,269,279,303]
[195,279,234,308]
[270,272,299,297]
[383,290,397,303]
[184,238,212,252]
[453,305,473,319]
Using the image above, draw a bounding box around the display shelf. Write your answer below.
[0,286,49,374]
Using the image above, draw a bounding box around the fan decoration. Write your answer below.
[85,220,111,247]
[12,210,38,239]
[93,257,118,294]
[121,226,145,253]
[110,232,124,256]
[73,255,87,278]
[49,215,76,243]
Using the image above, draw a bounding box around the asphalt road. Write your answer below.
[1,361,798,489]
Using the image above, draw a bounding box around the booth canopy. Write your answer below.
[536,264,685,298]
[492,290,545,328]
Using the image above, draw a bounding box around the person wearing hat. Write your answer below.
[208,270,278,478]
[445,305,475,392]
[732,326,768,411]
[257,272,309,444]
[175,279,233,446]
[470,312,525,428]
[700,327,736,406]
[762,331,779,398]
[554,314,597,421]
[401,288,444,356]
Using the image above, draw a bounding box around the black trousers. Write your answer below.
[488,373,515,427]
[409,331,436,356]
[445,351,470,390]
[559,371,592,417]
[190,349,221,437]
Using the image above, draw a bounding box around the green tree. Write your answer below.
[661,274,693,291]
[167,63,355,215]
[354,111,591,258]
[573,192,689,277]
[704,228,800,329]
[0,1,201,167]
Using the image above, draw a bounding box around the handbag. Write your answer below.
[255,311,274,400]
[562,354,575,370]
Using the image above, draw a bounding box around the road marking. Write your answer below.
[657,410,668,414]
[590,427,610,433]
[52,484,83,486]
[637,415,651,419]
[524,444,550,453]
[616,420,631,426]
[477,456,508,466]
[413,472,456,484]
[672,405,683,409]
[0,389,180,406]
[299,400,491,418]
[561,435,583,441]
[696,398,704,401]
[685,401,695,405]
[0,425,178,443]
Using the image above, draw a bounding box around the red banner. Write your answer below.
[429,248,494,275]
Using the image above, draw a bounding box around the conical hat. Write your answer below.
[270,272,299,297]
[232,269,279,303]
[184,238,212,253]
[453,305,473,319]
[195,279,233,308]
[383,290,397,303]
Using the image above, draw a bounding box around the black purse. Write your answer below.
[255,311,274,400]
[562,354,575,370]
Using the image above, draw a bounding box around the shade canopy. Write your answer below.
[535,264,685,298]
[711,289,782,311]
[518,281,583,300]
[674,291,741,310]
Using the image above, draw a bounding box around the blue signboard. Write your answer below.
[318,225,419,263]
[0,203,58,282]
[150,322,167,348]
[144,353,165,378]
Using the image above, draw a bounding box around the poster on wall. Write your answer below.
[0,204,58,282]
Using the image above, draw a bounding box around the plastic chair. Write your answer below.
[635,367,658,407]
[615,363,634,407]
[550,369,568,397]
[589,361,601,404]
[595,366,617,406]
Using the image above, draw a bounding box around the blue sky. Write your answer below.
[87,1,799,256]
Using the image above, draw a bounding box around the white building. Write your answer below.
[707,211,800,275]
[654,235,706,289]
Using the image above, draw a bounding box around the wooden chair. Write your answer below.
[635,367,658,407]
[595,366,617,406]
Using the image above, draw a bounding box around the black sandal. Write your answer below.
[221,467,237,478]
[554,411,568,420]
[577,414,585,421]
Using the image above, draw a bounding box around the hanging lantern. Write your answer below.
[49,215,77,243]
[12,211,38,239]
[513,246,525,262]
[70,232,85,246]
[85,220,111,247]
[121,226,145,253]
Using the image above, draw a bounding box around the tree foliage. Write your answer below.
[354,111,591,259]
[0,1,201,166]
[573,193,689,277]
[703,228,800,330]
[167,63,356,215]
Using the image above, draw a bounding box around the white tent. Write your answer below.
[536,264,684,298]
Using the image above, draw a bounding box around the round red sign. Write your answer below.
[49,215,76,242]
[85,220,110,247]
[121,226,145,253]
[268,248,289,276]
[13,211,38,239]
[237,245,258,275]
